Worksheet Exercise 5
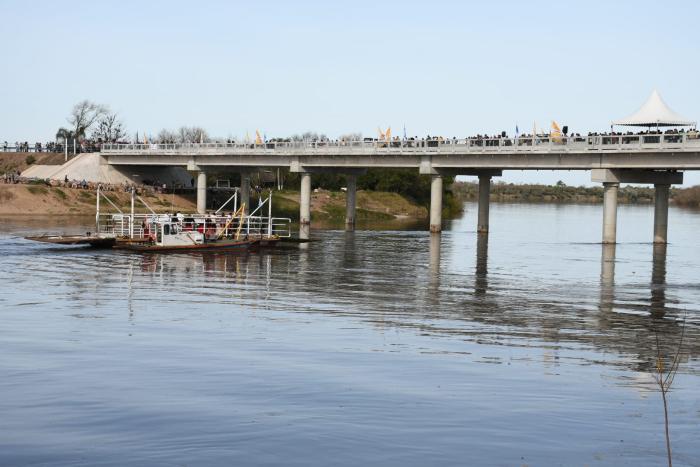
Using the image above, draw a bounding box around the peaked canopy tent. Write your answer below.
[612,90,696,128]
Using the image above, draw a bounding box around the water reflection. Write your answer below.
[428,233,441,292]
[599,244,616,314]
[651,244,667,319]
[475,234,488,296]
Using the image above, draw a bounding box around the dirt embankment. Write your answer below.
[0,184,196,215]
[1,152,65,174]
[274,189,427,221]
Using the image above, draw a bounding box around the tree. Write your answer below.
[55,127,75,143]
[68,100,108,141]
[176,126,210,143]
[156,129,178,144]
[91,112,127,143]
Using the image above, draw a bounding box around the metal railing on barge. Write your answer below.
[98,213,291,241]
[94,186,291,242]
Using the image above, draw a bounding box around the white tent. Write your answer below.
[612,90,695,127]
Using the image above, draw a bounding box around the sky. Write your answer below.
[1,0,699,185]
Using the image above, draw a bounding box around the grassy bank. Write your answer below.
[271,189,428,221]
[0,184,431,220]
[452,181,700,207]
[0,184,196,215]
[1,151,64,174]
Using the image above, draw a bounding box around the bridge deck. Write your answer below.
[101,135,700,171]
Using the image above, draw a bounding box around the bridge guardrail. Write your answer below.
[101,133,700,155]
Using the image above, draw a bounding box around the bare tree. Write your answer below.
[156,129,178,144]
[68,100,107,140]
[653,314,686,467]
[176,126,210,143]
[339,132,362,142]
[91,112,127,142]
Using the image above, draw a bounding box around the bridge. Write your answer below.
[101,134,700,243]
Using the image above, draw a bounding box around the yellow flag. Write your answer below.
[385,127,391,142]
[255,130,263,145]
[551,121,563,143]
[377,127,385,140]
[144,133,148,144]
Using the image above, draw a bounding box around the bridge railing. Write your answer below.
[102,133,700,154]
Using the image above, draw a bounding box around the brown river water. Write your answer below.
[0,202,699,466]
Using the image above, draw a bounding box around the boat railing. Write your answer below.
[97,213,291,240]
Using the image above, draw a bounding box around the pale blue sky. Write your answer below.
[1,0,698,185]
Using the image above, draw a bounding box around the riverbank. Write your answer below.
[0,183,430,219]
[272,189,427,221]
[0,184,196,215]
[453,181,700,208]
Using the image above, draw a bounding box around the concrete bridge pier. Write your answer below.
[653,184,670,244]
[602,182,619,244]
[477,174,491,234]
[345,174,357,231]
[196,171,207,214]
[240,171,251,214]
[592,169,683,244]
[430,175,443,233]
[299,173,312,240]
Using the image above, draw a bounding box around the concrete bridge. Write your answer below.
[101,134,700,243]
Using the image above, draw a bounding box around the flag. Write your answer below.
[255,130,263,145]
[245,131,250,144]
[551,121,563,143]
[403,124,407,140]
[144,133,148,144]
[515,124,519,138]
[377,126,385,140]
[385,127,391,142]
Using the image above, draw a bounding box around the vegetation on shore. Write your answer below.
[452,181,700,208]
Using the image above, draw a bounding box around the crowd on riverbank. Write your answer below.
[0,171,185,196]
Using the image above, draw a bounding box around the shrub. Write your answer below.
[25,155,36,165]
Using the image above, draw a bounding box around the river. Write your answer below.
[1,202,699,466]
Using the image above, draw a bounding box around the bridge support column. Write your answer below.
[477,175,491,233]
[430,174,443,233]
[602,182,619,244]
[653,184,670,244]
[345,174,357,231]
[240,172,251,214]
[196,171,207,214]
[300,173,311,239]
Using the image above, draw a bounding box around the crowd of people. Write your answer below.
[1,170,186,196]
[2,140,103,153]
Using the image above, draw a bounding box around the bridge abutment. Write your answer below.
[196,171,207,214]
[477,175,491,233]
[430,175,443,233]
[345,174,357,231]
[654,184,670,244]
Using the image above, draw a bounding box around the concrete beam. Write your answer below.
[591,169,683,185]
[290,167,367,175]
